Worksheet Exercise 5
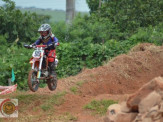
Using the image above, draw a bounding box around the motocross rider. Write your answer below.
[32,23,59,77]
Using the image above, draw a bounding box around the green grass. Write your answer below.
[41,103,52,111]
[14,91,66,112]
[70,86,78,94]
[84,99,118,115]
[13,94,48,113]
[15,94,45,104]
[41,91,67,111]
[58,112,78,121]
[76,80,85,86]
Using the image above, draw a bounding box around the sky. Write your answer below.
[0,0,90,12]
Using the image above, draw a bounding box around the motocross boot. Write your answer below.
[48,62,56,77]
[55,58,59,68]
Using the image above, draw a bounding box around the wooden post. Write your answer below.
[8,78,11,86]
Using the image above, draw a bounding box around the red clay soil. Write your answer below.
[20,43,163,121]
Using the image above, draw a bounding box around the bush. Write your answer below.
[0,0,50,43]
[129,22,163,45]
[0,43,32,90]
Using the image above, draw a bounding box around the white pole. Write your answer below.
[66,0,75,24]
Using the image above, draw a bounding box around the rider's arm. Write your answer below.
[34,39,41,45]
[46,37,59,50]
[51,34,59,46]
[28,39,41,48]
[54,37,59,46]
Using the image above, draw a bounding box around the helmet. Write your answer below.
[38,24,52,40]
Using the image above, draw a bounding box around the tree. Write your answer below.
[86,0,163,39]
[0,0,50,43]
[86,0,109,13]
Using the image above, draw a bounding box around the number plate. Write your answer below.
[33,50,41,57]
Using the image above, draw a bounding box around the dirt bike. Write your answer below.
[24,44,57,92]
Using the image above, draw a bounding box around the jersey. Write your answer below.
[34,34,59,46]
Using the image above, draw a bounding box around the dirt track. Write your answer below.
[28,43,163,122]
[1,43,163,122]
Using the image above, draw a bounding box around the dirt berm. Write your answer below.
[31,43,163,122]
[2,43,163,122]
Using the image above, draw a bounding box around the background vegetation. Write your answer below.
[19,7,66,22]
[0,0,162,90]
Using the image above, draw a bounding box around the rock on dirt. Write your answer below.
[105,77,163,122]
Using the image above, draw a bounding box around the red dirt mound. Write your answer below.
[27,43,163,122]
[49,43,163,96]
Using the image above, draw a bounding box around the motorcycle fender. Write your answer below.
[29,58,39,68]
[29,60,34,64]
[29,58,35,64]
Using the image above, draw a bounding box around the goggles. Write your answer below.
[39,31,48,36]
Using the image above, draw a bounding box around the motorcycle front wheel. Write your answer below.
[47,72,57,91]
[28,70,39,92]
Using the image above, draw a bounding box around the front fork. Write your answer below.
[37,53,44,79]
[32,52,44,79]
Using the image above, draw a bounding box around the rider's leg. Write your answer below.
[48,61,56,77]
[48,50,56,77]
[55,57,59,67]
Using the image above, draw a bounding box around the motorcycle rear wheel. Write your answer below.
[47,72,57,91]
[28,70,39,92]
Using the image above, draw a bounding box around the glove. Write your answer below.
[47,43,56,50]
[24,44,32,49]
[29,45,33,48]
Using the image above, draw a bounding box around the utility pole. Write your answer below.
[99,0,102,8]
[66,0,75,24]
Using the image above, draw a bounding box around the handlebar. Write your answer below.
[24,44,32,49]
[24,43,57,50]
[24,44,47,49]
[36,45,47,48]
